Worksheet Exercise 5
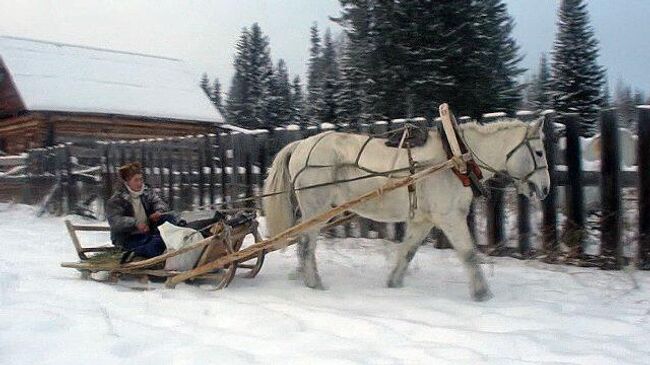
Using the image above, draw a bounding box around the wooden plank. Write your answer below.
[564,113,585,253]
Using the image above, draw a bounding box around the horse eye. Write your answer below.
[535,151,543,157]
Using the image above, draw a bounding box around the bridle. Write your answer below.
[504,124,548,183]
[461,122,547,185]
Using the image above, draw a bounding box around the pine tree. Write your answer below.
[270,59,292,125]
[529,53,552,110]
[225,24,275,129]
[333,0,523,120]
[306,23,323,124]
[211,78,225,117]
[551,0,605,136]
[475,0,524,115]
[290,76,305,124]
[318,28,340,124]
[334,0,377,125]
[615,79,635,130]
[200,73,212,97]
[601,76,611,107]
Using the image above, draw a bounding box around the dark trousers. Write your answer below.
[123,215,177,258]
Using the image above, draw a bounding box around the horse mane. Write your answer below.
[458,118,527,135]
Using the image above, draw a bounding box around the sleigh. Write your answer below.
[60,212,266,289]
[62,103,479,290]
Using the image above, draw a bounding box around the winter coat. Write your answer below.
[106,185,172,247]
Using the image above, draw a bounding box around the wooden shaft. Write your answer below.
[165,154,468,288]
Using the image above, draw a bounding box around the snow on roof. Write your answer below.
[0,36,223,124]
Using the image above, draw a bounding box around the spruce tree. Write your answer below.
[200,73,212,97]
[225,28,251,125]
[290,76,306,124]
[551,0,605,136]
[601,76,611,108]
[615,79,636,130]
[334,0,377,124]
[334,0,523,120]
[318,28,340,124]
[529,53,552,110]
[306,23,323,124]
[225,24,275,129]
[271,59,292,125]
[211,78,225,117]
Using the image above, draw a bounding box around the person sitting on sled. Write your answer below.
[106,162,177,259]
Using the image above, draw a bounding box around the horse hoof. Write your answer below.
[472,288,493,302]
[387,278,403,288]
[305,279,326,290]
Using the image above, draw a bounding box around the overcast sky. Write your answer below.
[1,0,649,95]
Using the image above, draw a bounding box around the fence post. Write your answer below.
[518,195,531,256]
[217,132,229,208]
[564,113,585,254]
[257,131,269,213]
[638,106,650,269]
[244,151,254,209]
[166,138,175,211]
[206,134,216,207]
[64,142,76,214]
[198,135,206,209]
[101,142,112,203]
[541,113,559,258]
[599,108,622,267]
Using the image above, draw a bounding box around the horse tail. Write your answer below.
[263,140,301,237]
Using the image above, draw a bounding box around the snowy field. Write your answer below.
[1,204,649,365]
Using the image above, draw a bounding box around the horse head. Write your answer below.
[504,117,551,200]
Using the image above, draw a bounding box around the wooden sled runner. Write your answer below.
[61,213,265,289]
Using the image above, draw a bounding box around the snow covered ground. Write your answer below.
[1,204,649,365]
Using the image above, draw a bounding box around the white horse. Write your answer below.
[557,127,637,212]
[263,118,550,301]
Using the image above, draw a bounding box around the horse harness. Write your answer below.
[505,125,548,183]
[291,123,485,218]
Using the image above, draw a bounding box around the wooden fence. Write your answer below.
[2,107,649,269]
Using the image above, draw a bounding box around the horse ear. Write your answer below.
[531,117,545,134]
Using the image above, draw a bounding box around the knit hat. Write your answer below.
[118,162,143,182]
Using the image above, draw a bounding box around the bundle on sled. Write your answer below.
[60,212,265,289]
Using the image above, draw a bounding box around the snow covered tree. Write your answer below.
[200,73,212,98]
[551,0,605,136]
[528,53,552,110]
[269,59,292,126]
[211,78,225,117]
[601,76,611,108]
[290,76,306,124]
[333,0,523,120]
[318,28,340,124]
[615,79,637,130]
[334,0,377,125]
[306,23,323,124]
[225,23,275,129]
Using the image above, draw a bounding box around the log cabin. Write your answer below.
[0,36,225,154]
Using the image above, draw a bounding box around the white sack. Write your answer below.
[158,222,204,271]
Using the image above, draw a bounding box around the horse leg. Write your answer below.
[299,229,324,290]
[387,221,434,288]
[437,217,492,301]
